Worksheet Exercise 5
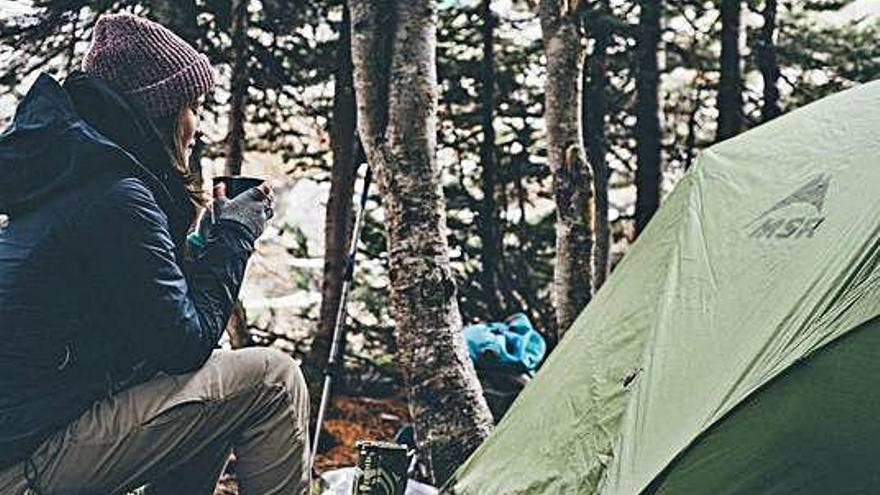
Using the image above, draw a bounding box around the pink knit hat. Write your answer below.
[82,13,215,119]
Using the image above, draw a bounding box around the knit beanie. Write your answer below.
[82,13,215,119]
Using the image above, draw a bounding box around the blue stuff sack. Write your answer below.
[463,313,547,371]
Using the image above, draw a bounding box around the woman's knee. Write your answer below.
[210,348,307,400]
[257,348,310,423]
[260,348,307,394]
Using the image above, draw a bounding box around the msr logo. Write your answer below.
[747,174,830,239]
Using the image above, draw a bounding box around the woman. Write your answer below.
[0,13,309,495]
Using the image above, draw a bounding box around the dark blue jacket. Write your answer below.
[0,73,255,466]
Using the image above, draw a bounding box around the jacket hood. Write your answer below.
[0,74,81,213]
[0,73,195,245]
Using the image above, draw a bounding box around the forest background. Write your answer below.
[1,0,879,487]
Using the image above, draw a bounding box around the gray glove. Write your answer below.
[213,186,274,239]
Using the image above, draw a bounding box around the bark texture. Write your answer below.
[583,2,610,291]
[757,0,780,122]
[224,0,249,176]
[634,0,662,236]
[540,0,595,339]
[308,5,360,386]
[478,0,503,318]
[717,0,743,140]
[348,0,494,484]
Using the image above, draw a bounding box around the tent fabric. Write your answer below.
[646,316,880,495]
[449,80,880,494]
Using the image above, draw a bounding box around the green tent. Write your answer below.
[449,81,880,494]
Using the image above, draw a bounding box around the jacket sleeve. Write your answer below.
[81,177,255,374]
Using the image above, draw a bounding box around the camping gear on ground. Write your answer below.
[393,426,422,478]
[447,82,880,494]
[318,467,437,495]
[463,313,545,419]
[463,312,546,371]
[393,425,434,482]
[212,175,265,198]
[351,441,410,495]
[473,361,532,420]
[312,165,373,468]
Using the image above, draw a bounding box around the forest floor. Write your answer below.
[214,393,410,494]
[314,393,411,470]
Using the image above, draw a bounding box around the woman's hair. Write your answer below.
[152,108,208,211]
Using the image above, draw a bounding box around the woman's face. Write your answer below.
[178,105,199,163]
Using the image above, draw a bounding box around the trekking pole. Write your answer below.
[311,164,373,470]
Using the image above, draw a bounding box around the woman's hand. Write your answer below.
[212,182,274,239]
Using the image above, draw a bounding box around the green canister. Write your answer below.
[351,441,409,495]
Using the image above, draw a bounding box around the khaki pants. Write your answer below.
[0,348,311,495]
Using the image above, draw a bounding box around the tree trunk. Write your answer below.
[684,88,701,171]
[634,0,662,237]
[307,4,360,390]
[583,1,610,291]
[349,0,494,485]
[717,0,743,140]
[540,0,594,340]
[224,0,249,176]
[478,0,504,318]
[220,0,251,348]
[757,0,780,122]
